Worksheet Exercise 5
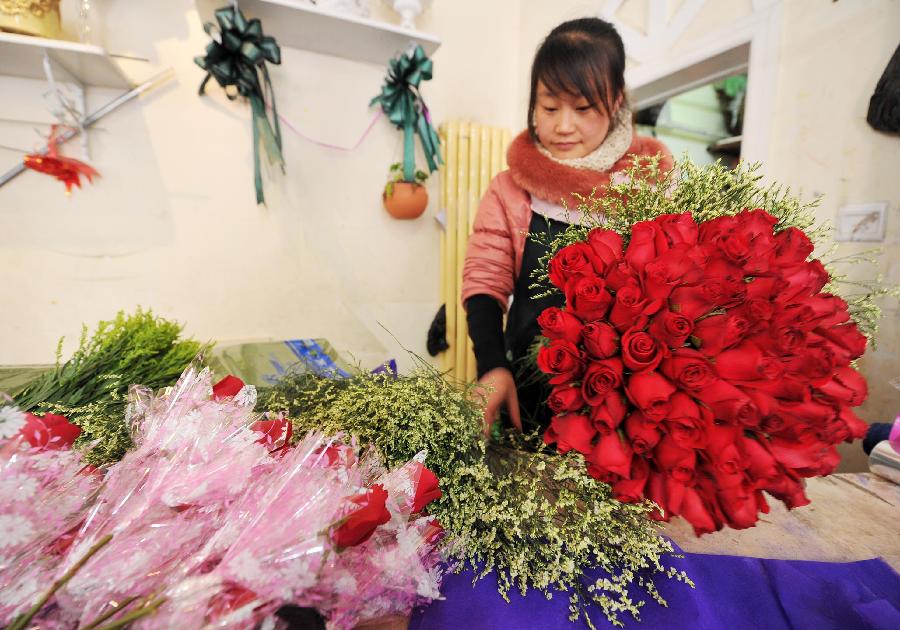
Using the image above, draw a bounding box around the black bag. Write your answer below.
[867,43,900,133]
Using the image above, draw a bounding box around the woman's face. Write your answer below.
[533,81,618,159]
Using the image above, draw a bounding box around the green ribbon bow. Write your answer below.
[370,45,442,182]
[195,6,284,205]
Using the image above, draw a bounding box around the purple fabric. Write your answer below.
[410,548,900,630]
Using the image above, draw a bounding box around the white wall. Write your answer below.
[0,0,521,370]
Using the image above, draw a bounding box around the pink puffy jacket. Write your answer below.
[461,130,674,311]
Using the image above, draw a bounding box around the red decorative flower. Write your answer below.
[19,412,80,450]
[212,375,245,400]
[332,484,391,548]
[250,418,292,450]
[537,210,869,535]
[412,463,442,513]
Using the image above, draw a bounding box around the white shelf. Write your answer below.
[196,0,440,66]
[0,31,132,89]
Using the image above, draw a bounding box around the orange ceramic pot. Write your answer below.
[383,182,428,220]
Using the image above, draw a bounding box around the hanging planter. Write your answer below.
[371,44,441,219]
[383,163,428,219]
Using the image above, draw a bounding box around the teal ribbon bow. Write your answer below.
[370,45,442,182]
[195,6,284,205]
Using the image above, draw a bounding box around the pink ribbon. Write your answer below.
[273,108,383,152]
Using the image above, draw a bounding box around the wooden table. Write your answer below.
[663,473,900,571]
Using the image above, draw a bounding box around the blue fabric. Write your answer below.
[410,548,900,629]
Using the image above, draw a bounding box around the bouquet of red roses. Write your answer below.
[537,208,869,535]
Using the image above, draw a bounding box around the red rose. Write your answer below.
[625,371,676,421]
[581,358,624,405]
[412,463,442,513]
[773,226,814,264]
[536,340,585,385]
[703,257,748,308]
[664,392,711,450]
[19,412,80,450]
[587,432,633,480]
[590,392,627,435]
[212,375,245,400]
[207,584,258,623]
[608,281,662,332]
[654,435,697,486]
[698,214,740,245]
[741,437,778,485]
[680,486,720,536]
[739,386,779,418]
[332,484,391,548]
[646,471,669,520]
[775,398,835,427]
[624,220,665,272]
[654,213,698,248]
[705,423,747,488]
[250,418,293,450]
[612,456,650,503]
[642,245,703,301]
[764,474,810,509]
[565,274,614,321]
[548,384,585,414]
[717,485,760,530]
[543,413,596,455]
[693,380,760,427]
[733,298,775,334]
[782,337,835,382]
[604,259,639,292]
[316,442,357,468]
[838,408,868,441]
[624,411,662,454]
[816,367,867,407]
[692,313,749,356]
[669,283,721,320]
[768,436,831,475]
[714,342,781,381]
[648,310,694,348]
[779,260,829,302]
[815,322,867,364]
[537,307,584,344]
[803,294,850,329]
[423,518,446,545]
[549,242,600,289]
[659,348,717,391]
[621,329,667,372]
[582,322,619,359]
[586,227,623,271]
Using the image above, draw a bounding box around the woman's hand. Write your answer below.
[477,367,522,437]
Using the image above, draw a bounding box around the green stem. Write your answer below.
[8,534,113,630]
[80,595,141,630]
[90,596,167,630]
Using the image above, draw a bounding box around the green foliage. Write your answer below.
[384,162,429,197]
[14,309,208,464]
[257,364,690,627]
[529,156,889,341]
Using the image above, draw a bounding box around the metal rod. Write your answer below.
[0,67,176,189]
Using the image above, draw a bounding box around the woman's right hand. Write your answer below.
[477,367,522,437]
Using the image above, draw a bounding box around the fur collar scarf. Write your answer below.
[506,130,674,207]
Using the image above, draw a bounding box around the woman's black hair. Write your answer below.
[527,18,626,139]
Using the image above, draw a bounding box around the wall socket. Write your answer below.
[835,201,888,242]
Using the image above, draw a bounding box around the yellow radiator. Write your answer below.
[439,121,512,382]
